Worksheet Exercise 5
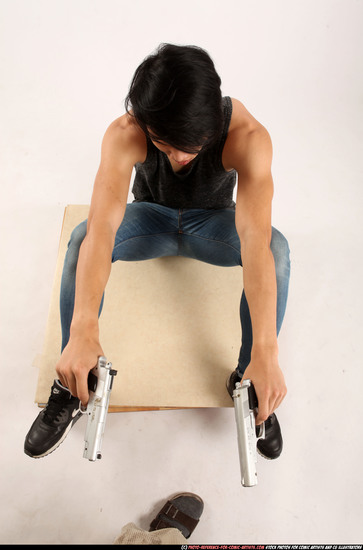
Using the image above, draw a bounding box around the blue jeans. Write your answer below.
[60,202,290,376]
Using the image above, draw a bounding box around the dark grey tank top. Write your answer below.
[132,96,237,209]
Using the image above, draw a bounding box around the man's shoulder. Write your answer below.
[102,114,147,164]
[223,98,272,172]
[229,98,269,141]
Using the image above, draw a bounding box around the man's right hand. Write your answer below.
[56,335,104,407]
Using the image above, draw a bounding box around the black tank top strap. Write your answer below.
[214,96,233,172]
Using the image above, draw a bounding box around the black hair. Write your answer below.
[125,43,224,154]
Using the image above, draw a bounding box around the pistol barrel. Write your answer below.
[233,380,258,487]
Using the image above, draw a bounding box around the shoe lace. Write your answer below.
[43,390,70,425]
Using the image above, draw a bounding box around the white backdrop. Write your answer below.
[1,0,362,544]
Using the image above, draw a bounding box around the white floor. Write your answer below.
[2,198,363,546]
[1,0,363,545]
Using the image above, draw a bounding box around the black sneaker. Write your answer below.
[226,370,283,460]
[24,380,82,458]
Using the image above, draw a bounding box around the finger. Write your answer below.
[57,366,77,397]
[256,399,270,425]
[58,373,68,389]
[55,365,69,390]
[273,395,284,412]
[66,376,78,399]
[76,373,90,407]
[271,386,287,411]
[267,391,286,418]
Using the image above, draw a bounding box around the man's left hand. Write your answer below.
[241,351,287,425]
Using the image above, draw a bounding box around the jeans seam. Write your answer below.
[178,209,183,234]
[177,209,183,255]
[112,232,177,252]
[182,232,241,255]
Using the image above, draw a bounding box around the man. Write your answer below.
[24,43,290,460]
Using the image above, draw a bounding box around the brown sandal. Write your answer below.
[149,492,204,539]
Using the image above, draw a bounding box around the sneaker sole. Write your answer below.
[24,412,82,459]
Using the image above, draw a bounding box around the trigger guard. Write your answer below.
[256,421,265,439]
[80,404,88,414]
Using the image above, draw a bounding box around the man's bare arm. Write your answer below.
[224,101,287,423]
[56,116,145,405]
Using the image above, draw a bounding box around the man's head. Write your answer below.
[125,44,223,154]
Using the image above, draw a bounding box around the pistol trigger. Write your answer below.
[256,422,265,439]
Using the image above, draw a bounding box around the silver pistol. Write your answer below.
[233,379,265,487]
[83,356,117,461]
